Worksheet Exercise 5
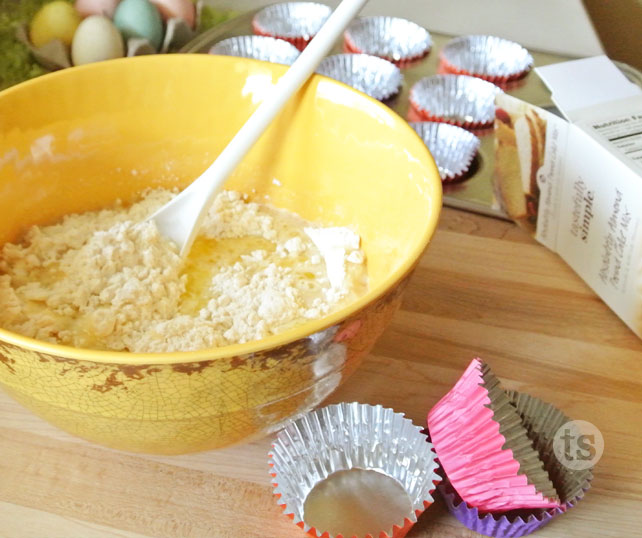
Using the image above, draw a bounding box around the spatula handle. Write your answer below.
[154,0,368,256]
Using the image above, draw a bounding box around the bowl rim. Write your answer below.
[0,54,442,365]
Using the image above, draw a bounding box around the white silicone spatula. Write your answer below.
[150,0,369,256]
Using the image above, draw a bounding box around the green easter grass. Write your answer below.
[0,0,238,91]
[198,2,239,33]
[0,0,58,90]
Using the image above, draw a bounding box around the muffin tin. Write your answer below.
[182,9,575,219]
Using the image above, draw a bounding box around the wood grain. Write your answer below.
[1,207,641,538]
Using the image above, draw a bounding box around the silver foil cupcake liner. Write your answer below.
[209,35,301,65]
[252,2,332,51]
[269,402,441,538]
[409,74,502,130]
[506,391,593,509]
[317,54,403,102]
[410,122,480,182]
[344,16,432,67]
[440,35,533,84]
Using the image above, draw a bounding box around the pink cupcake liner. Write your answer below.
[436,388,594,537]
[427,359,560,512]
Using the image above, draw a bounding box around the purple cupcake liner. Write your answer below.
[438,481,569,537]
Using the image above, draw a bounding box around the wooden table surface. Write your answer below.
[1,207,641,538]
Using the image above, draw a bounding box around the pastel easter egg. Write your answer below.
[113,0,163,51]
[71,15,124,65]
[149,0,195,29]
[74,0,122,18]
[30,1,81,47]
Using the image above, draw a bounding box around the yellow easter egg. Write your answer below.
[30,1,82,48]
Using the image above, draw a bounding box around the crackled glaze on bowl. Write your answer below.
[0,276,410,453]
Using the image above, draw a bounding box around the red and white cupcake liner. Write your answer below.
[344,16,432,68]
[410,121,480,183]
[209,35,301,65]
[409,75,502,131]
[252,2,331,51]
[269,402,441,538]
[317,53,403,102]
[439,35,533,85]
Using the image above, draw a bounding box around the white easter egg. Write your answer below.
[71,15,125,65]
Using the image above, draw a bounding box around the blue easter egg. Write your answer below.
[114,0,163,51]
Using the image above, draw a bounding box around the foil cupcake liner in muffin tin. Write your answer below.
[317,54,403,102]
[440,35,534,84]
[269,402,441,538]
[209,35,300,65]
[410,74,502,130]
[252,2,331,51]
[182,7,614,245]
[410,122,480,182]
[344,16,432,67]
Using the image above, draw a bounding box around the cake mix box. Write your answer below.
[494,56,642,338]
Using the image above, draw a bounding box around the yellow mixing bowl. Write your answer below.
[0,55,441,454]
